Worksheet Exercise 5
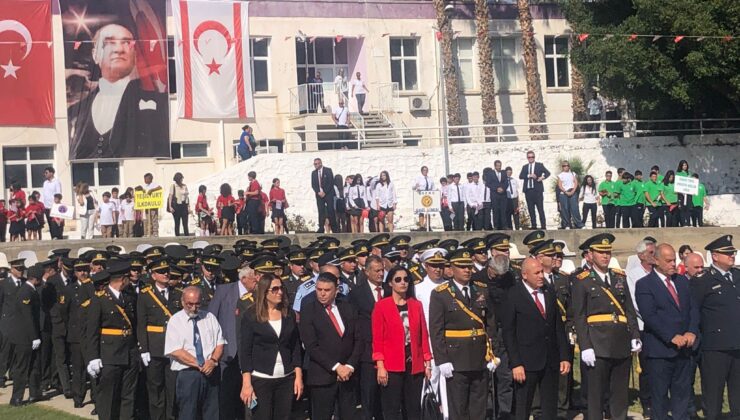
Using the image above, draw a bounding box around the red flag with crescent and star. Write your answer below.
[172,0,254,119]
[0,0,53,126]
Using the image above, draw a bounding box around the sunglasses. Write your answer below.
[269,286,285,294]
[392,276,409,284]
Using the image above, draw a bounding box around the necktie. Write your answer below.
[724,272,734,285]
[548,274,554,285]
[508,180,514,195]
[191,317,205,366]
[664,278,680,308]
[497,171,501,182]
[462,286,470,304]
[163,289,168,301]
[529,164,534,189]
[425,177,429,191]
[532,290,546,318]
[375,286,383,302]
[456,184,461,202]
[325,304,343,337]
[484,185,488,202]
[318,169,323,193]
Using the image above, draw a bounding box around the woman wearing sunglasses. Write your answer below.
[371,266,433,420]
[239,274,303,420]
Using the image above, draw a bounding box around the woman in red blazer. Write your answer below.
[372,266,432,420]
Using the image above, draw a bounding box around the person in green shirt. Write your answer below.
[644,171,665,227]
[676,160,690,178]
[660,170,679,226]
[690,173,708,227]
[633,170,647,227]
[651,165,664,183]
[597,171,618,228]
[616,172,638,228]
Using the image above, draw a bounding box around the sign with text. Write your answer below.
[413,190,441,214]
[50,203,75,220]
[134,190,163,210]
[674,175,699,195]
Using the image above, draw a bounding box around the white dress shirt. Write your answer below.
[507,177,519,199]
[42,177,62,208]
[374,182,396,209]
[119,200,135,222]
[522,281,546,313]
[347,184,367,208]
[447,182,464,203]
[477,182,490,204]
[413,175,435,192]
[626,262,651,330]
[92,76,131,134]
[165,310,226,371]
[463,182,481,207]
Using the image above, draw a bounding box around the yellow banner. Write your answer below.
[134,190,164,210]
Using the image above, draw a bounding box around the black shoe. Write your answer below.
[9,399,24,407]
[74,401,84,408]
[64,391,74,399]
[91,408,97,416]
[28,396,44,404]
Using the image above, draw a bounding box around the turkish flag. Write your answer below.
[0,0,53,126]
[172,0,254,119]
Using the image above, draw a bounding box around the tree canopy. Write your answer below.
[561,0,740,119]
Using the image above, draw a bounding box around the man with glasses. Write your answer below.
[165,286,225,420]
[519,151,551,230]
[690,235,740,420]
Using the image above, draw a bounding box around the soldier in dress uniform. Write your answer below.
[522,230,547,253]
[190,255,223,311]
[690,235,740,420]
[138,257,183,420]
[462,237,489,274]
[390,235,412,268]
[0,258,27,387]
[338,247,361,289]
[48,257,74,398]
[368,233,391,256]
[571,234,641,420]
[61,258,94,408]
[282,250,311,306]
[429,248,498,420]
[408,239,438,284]
[85,261,140,420]
[353,241,371,286]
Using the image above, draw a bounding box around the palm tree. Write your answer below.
[475,0,498,140]
[569,34,588,137]
[433,0,464,139]
[517,0,547,139]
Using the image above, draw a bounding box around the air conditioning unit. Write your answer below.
[409,95,430,112]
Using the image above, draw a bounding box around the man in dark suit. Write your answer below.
[635,244,699,420]
[46,257,73,398]
[209,264,258,420]
[501,257,570,420]
[8,264,44,406]
[0,259,26,388]
[299,272,362,420]
[68,23,168,160]
[348,255,388,420]
[311,158,338,233]
[518,150,551,229]
[488,160,510,230]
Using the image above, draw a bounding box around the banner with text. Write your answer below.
[413,190,441,214]
[134,189,163,210]
[674,175,699,195]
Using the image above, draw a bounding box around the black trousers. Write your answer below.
[633,204,645,227]
[0,331,15,379]
[173,203,189,236]
[481,204,493,230]
[603,204,616,228]
[0,221,6,242]
[615,206,623,228]
[237,209,248,235]
[494,345,514,417]
[440,207,453,231]
[451,202,465,231]
[637,338,651,411]
[585,356,630,420]
[246,200,263,234]
[69,342,87,404]
[582,203,597,229]
[620,206,633,228]
[146,356,176,420]
[466,206,477,231]
[220,357,244,420]
[380,368,423,420]
[492,195,507,230]
[11,346,41,402]
[665,206,680,227]
[46,209,63,239]
[678,205,692,227]
[359,362,382,420]
[52,334,71,393]
[507,198,520,230]
[97,359,139,420]
[176,367,221,420]
[701,349,740,420]
[447,370,488,420]
[524,190,546,229]
[310,376,358,420]
[514,368,558,420]
[646,355,691,420]
[315,195,338,233]
[647,205,664,227]
[251,374,295,420]
[690,207,703,227]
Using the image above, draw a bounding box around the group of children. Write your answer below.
[0,184,65,242]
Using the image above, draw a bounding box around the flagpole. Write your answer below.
[219,119,227,169]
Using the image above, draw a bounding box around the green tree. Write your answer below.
[561,0,740,119]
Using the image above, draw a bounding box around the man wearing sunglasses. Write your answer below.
[519,150,551,230]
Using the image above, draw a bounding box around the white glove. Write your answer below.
[31,339,41,350]
[438,362,454,378]
[487,360,498,372]
[141,352,151,367]
[87,359,103,378]
[631,339,642,353]
[581,349,596,367]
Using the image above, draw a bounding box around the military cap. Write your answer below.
[369,233,391,248]
[107,260,131,277]
[234,239,253,248]
[317,251,340,267]
[9,258,27,269]
[522,230,547,249]
[61,257,76,271]
[438,239,459,253]
[275,236,292,248]
[382,246,402,260]
[147,257,170,273]
[390,235,411,250]
[190,248,204,258]
[91,270,110,286]
[203,244,224,256]
[308,248,326,261]
[144,246,165,259]
[73,258,89,270]
[90,251,110,264]
[705,235,736,254]
[50,248,71,258]
[106,245,123,255]
[486,233,511,252]
[202,255,223,268]
[351,239,371,247]
[530,239,556,256]
[260,238,281,251]
[448,249,475,267]
[169,265,185,279]
[39,259,56,268]
[338,247,357,262]
[461,237,487,252]
[27,264,44,280]
[250,255,283,273]
[353,242,370,257]
[552,241,566,256]
[420,248,448,265]
[586,233,616,252]
[318,236,340,250]
[165,244,188,259]
[288,250,308,264]
[221,254,241,271]
[412,239,439,253]
[240,246,258,260]
[643,236,658,244]
[173,257,194,270]
[129,253,145,270]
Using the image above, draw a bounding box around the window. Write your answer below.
[251,38,270,92]
[295,38,348,85]
[170,142,209,159]
[71,162,121,187]
[545,36,570,88]
[390,38,419,91]
[167,36,177,94]
[2,146,54,189]
[454,38,476,90]
[491,37,524,91]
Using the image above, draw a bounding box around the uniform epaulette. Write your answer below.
[190,278,201,285]
[81,278,92,284]
[240,292,254,302]
[300,275,312,282]
[577,271,591,280]
[140,285,152,294]
[22,298,30,305]
[511,261,522,269]
[80,299,91,307]
[95,290,106,297]
[302,280,315,289]
[281,275,289,281]
[435,283,449,292]
[611,268,626,276]
[474,281,488,288]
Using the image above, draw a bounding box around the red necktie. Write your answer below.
[325,304,343,337]
[375,286,383,302]
[664,279,680,308]
[532,290,546,318]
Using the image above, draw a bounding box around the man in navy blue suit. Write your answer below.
[635,244,700,420]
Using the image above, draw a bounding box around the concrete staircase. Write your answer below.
[352,111,405,148]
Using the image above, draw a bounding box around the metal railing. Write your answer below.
[349,111,366,146]
[288,82,347,116]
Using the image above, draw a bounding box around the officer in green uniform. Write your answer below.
[429,248,498,420]
[522,230,547,252]
[462,237,489,274]
[282,250,311,306]
[571,234,641,420]
[190,255,223,311]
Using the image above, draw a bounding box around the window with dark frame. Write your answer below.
[545,36,570,88]
[2,146,54,189]
[390,38,419,91]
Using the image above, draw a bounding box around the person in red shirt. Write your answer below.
[244,171,262,234]
[216,183,236,236]
[195,185,214,236]
[269,178,288,235]
[25,194,44,240]
[235,189,247,235]
[10,182,26,207]
[7,198,25,241]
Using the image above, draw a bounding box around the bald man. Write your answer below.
[683,253,705,278]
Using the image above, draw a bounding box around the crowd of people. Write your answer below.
[0,230,737,420]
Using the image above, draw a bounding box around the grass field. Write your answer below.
[0,404,86,420]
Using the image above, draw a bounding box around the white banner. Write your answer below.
[413,190,441,214]
[675,175,699,195]
[50,203,75,220]
[173,0,254,119]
